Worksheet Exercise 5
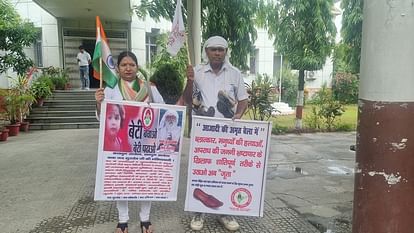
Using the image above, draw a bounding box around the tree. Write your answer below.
[0,0,37,75]
[133,0,259,70]
[150,33,189,81]
[146,33,188,104]
[150,63,183,104]
[341,0,363,74]
[262,0,336,129]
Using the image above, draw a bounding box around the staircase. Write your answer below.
[28,90,99,130]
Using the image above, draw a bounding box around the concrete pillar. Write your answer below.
[187,0,201,65]
[192,0,201,65]
[186,0,201,135]
[352,1,414,233]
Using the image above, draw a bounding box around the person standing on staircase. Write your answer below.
[77,45,91,90]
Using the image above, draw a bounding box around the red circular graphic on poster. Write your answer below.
[231,188,252,208]
[141,107,154,130]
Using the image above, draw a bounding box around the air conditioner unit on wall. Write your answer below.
[306,71,316,81]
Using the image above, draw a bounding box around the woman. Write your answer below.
[96,51,163,233]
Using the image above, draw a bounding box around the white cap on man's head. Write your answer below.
[204,36,228,49]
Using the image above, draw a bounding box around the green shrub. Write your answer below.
[150,64,183,104]
[30,77,53,99]
[43,67,69,90]
[275,67,298,107]
[150,33,188,83]
[313,85,345,131]
[334,123,355,131]
[36,75,54,90]
[246,74,277,121]
[332,72,359,104]
[51,76,68,90]
[304,106,322,129]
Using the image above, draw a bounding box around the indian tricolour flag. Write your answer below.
[92,16,117,88]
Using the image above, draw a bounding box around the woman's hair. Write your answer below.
[117,51,138,67]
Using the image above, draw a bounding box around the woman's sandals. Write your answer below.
[115,222,128,233]
[141,221,154,233]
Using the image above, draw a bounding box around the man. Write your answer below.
[158,110,181,152]
[182,36,249,231]
[76,45,91,90]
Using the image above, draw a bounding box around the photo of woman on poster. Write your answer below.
[103,104,125,152]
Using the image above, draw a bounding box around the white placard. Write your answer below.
[185,116,272,217]
[94,100,186,201]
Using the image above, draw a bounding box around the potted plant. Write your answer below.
[9,75,35,131]
[4,90,34,136]
[0,128,9,141]
[30,76,53,107]
[4,76,36,135]
[46,67,70,90]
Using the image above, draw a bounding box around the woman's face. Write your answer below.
[106,106,121,138]
[117,56,138,81]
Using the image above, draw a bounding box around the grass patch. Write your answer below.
[243,104,358,134]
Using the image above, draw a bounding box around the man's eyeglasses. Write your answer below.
[208,47,225,52]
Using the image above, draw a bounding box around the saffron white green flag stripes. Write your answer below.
[92,16,117,88]
[166,0,186,56]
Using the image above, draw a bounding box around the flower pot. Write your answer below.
[19,121,30,132]
[6,123,20,136]
[64,83,72,90]
[0,129,9,141]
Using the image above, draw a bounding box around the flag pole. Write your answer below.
[185,35,192,137]
[186,36,192,65]
[99,58,103,88]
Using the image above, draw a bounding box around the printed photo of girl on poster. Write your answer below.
[103,103,126,152]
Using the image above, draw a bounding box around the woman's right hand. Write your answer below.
[95,88,105,104]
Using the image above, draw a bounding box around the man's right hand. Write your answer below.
[186,65,194,81]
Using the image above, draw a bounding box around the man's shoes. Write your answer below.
[219,215,240,231]
[85,87,90,91]
[190,213,204,231]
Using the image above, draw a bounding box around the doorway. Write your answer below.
[81,39,99,88]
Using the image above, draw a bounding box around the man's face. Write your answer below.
[205,47,227,66]
[80,48,84,53]
[165,114,177,129]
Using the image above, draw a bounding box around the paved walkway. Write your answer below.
[0,129,355,233]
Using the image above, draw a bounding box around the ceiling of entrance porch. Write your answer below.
[33,0,131,22]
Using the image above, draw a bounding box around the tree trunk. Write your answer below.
[295,69,305,129]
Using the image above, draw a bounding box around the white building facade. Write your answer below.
[2,0,342,93]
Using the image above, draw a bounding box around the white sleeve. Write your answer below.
[151,86,165,104]
[236,73,248,101]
